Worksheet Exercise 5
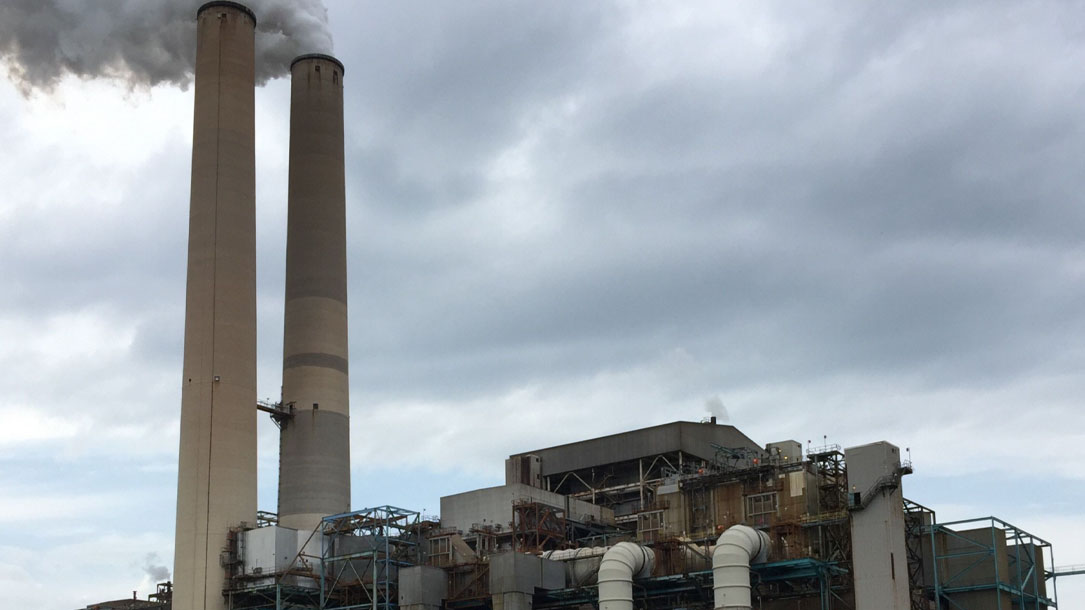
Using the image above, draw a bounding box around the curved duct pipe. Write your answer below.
[681,542,713,572]
[712,525,770,610]
[597,542,655,610]
[542,547,610,587]
[542,547,609,561]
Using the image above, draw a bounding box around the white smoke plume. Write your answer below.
[705,395,730,423]
[0,0,332,94]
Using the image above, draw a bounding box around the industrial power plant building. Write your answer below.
[169,416,1061,610]
[89,3,1069,610]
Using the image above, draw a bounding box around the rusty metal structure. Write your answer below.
[512,501,567,553]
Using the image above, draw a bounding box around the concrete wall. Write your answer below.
[505,455,542,487]
[238,526,324,589]
[846,442,910,610]
[489,552,565,593]
[441,483,614,533]
[399,566,448,608]
[766,440,803,462]
[241,526,300,575]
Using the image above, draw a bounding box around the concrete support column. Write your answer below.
[399,566,448,610]
[846,442,910,610]
[174,3,258,609]
[488,552,564,610]
[492,592,532,610]
[277,54,350,532]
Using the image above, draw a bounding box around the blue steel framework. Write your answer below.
[321,506,422,610]
[755,558,850,609]
[927,516,1057,610]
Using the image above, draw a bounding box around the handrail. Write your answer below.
[1053,564,1085,577]
[848,472,901,511]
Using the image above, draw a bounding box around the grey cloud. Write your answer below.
[325,0,1085,404]
[336,2,608,194]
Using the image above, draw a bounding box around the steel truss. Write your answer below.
[927,516,1056,610]
[904,498,936,610]
[513,500,566,552]
[321,506,422,610]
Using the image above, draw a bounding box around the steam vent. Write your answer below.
[158,2,1067,610]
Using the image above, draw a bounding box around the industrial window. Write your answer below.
[428,536,452,567]
[745,492,778,526]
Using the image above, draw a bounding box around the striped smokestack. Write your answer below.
[277,54,350,532]
[173,3,258,609]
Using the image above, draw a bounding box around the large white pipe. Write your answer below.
[543,547,610,587]
[712,525,770,610]
[542,546,609,562]
[598,542,654,610]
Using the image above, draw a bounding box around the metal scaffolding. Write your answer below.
[226,583,322,610]
[445,562,490,608]
[546,449,685,519]
[804,445,852,600]
[321,506,422,610]
[755,558,851,610]
[904,498,936,610]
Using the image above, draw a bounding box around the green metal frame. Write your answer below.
[927,516,1056,610]
[320,505,421,610]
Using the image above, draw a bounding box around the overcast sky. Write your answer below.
[1,1,1082,608]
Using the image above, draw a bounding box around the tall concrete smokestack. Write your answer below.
[277,54,350,532]
[174,3,257,609]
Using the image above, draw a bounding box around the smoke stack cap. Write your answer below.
[291,53,346,75]
[196,1,257,26]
